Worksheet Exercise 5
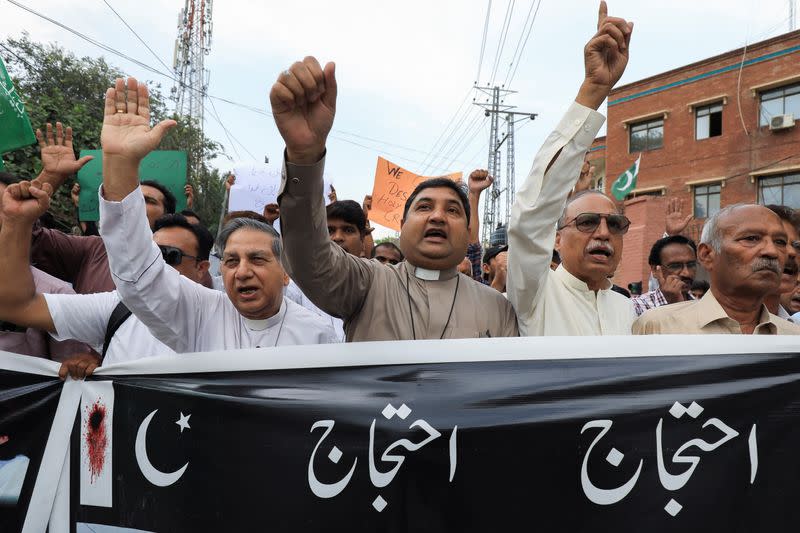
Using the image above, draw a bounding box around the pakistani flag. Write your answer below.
[0,55,36,154]
[610,156,640,200]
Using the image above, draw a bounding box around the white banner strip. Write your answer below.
[22,378,81,533]
[92,335,800,377]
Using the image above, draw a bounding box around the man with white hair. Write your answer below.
[634,204,800,334]
[96,77,338,352]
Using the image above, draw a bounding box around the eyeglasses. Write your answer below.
[793,240,800,252]
[662,261,698,273]
[158,245,200,266]
[375,256,401,266]
[558,212,631,235]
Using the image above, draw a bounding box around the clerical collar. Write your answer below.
[409,264,458,281]
[242,300,286,331]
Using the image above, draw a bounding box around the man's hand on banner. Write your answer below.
[665,197,693,236]
[58,352,101,380]
[36,122,94,189]
[101,77,177,201]
[270,56,336,165]
[0,179,52,227]
[577,1,633,110]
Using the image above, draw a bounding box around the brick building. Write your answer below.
[588,30,800,290]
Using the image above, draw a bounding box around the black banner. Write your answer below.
[0,369,61,533]
[2,337,800,532]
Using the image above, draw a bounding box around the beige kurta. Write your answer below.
[277,156,519,342]
[633,290,800,335]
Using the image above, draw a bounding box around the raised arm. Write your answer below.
[0,180,56,332]
[274,57,375,320]
[97,78,209,352]
[507,1,632,321]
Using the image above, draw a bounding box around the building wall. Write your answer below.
[600,30,800,289]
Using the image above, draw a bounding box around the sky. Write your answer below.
[1,0,798,238]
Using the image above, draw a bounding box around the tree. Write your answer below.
[1,34,227,233]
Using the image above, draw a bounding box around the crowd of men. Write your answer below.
[0,1,798,380]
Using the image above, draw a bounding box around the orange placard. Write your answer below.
[370,157,462,231]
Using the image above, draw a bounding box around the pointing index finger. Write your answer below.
[598,0,608,30]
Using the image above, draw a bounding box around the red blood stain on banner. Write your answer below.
[85,400,107,483]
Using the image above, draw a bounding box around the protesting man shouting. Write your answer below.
[96,78,337,352]
[272,58,518,341]
[507,1,636,335]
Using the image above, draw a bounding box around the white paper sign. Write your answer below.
[228,163,335,216]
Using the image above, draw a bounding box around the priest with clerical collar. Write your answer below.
[271,59,518,342]
[96,78,337,353]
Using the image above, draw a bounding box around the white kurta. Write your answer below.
[507,101,635,336]
[44,290,175,364]
[99,188,339,353]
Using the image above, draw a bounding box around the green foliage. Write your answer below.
[1,34,227,233]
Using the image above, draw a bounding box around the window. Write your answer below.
[758,173,800,208]
[629,119,663,153]
[696,103,722,139]
[693,184,721,218]
[759,84,800,127]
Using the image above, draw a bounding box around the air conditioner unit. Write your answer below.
[770,114,795,130]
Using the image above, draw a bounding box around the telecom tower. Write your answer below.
[473,86,536,245]
[171,0,213,147]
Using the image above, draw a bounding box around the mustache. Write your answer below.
[585,239,614,255]
[752,258,781,274]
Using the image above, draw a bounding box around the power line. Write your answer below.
[502,0,542,88]
[5,0,484,170]
[418,88,474,171]
[505,1,541,88]
[428,110,483,172]
[100,0,173,75]
[423,105,480,174]
[475,0,493,84]
[488,0,515,86]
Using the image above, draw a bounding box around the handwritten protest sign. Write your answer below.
[228,163,335,215]
[370,157,462,231]
[0,55,36,154]
[77,150,187,221]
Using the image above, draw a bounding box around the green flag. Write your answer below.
[0,55,36,154]
[610,156,640,201]
[77,150,188,221]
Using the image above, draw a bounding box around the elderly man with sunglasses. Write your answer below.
[507,2,636,336]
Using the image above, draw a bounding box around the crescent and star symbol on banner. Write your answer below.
[135,409,190,487]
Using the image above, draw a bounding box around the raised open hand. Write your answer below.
[578,1,633,109]
[101,78,176,163]
[225,174,236,192]
[1,180,53,226]
[37,122,94,183]
[270,56,336,164]
[328,184,337,203]
[362,194,372,215]
[665,197,693,236]
[468,169,494,195]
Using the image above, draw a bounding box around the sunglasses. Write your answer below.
[159,245,200,266]
[558,212,631,235]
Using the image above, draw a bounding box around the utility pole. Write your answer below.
[473,86,536,245]
[171,0,213,178]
